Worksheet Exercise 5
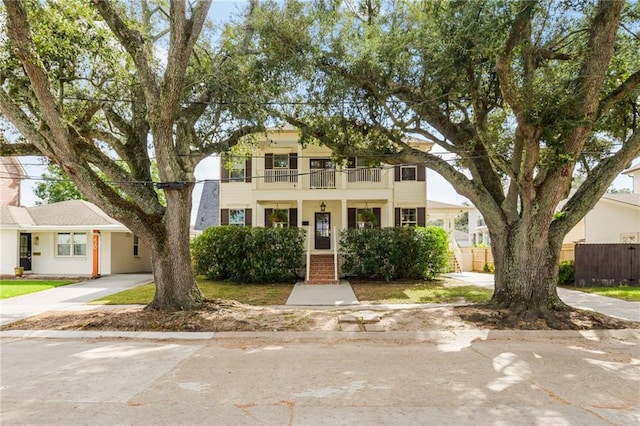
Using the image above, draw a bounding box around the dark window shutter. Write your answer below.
[220,209,229,225]
[348,208,357,228]
[417,207,426,227]
[265,153,273,169]
[265,208,273,228]
[395,208,401,227]
[221,166,229,183]
[394,165,401,181]
[245,159,252,183]
[289,208,298,227]
[373,208,381,228]
[245,208,252,227]
[417,165,426,181]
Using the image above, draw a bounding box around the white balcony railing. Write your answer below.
[255,167,388,190]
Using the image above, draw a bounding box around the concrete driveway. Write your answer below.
[446,272,640,322]
[0,274,153,326]
[1,330,638,425]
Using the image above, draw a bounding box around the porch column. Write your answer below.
[387,201,394,227]
[297,199,303,227]
[341,199,348,229]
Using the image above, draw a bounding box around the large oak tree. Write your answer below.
[0,0,260,311]
[241,0,640,321]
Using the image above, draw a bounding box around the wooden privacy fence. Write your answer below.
[575,244,640,287]
[462,244,575,272]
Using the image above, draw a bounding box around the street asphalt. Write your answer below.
[1,272,639,425]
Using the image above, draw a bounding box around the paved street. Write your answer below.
[1,330,639,425]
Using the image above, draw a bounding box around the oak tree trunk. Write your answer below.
[490,224,567,321]
[146,185,203,311]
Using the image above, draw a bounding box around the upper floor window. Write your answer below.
[229,209,246,226]
[57,232,87,256]
[401,166,417,181]
[229,159,246,182]
[401,208,417,226]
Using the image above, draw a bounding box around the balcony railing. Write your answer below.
[255,167,388,190]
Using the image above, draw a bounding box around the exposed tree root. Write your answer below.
[457,302,633,330]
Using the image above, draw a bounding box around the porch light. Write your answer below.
[320,201,326,212]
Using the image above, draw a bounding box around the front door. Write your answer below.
[315,212,331,249]
[19,233,32,271]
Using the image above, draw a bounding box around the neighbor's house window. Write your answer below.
[401,208,417,226]
[229,209,246,226]
[229,159,246,182]
[401,165,417,181]
[133,236,139,257]
[57,232,87,256]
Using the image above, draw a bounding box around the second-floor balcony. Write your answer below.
[255,167,388,190]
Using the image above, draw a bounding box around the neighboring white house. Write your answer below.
[468,162,640,246]
[1,200,153,277]
[0,158,152,276]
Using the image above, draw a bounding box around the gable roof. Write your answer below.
[0,200,127,229]
[622,162,640,176]
[601,193,640,208]
[427,200,472,211]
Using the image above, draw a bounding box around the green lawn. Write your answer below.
[565,286,640,302]
[0,280,75,299]
[350,280,493,304]
[93,278,493,306]
[91,279,295,305]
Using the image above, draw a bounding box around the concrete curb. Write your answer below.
[2,328,638,341]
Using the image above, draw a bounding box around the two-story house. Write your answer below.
[213,127,436,282]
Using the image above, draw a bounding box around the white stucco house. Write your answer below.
[0,157,152,277]
[1,200,153,277]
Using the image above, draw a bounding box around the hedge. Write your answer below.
[191,226,305,283]
[339,227,449,281]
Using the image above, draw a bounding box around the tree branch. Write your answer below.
[552,129,640,237]
[92,0,160,100]
[597,69,640,119]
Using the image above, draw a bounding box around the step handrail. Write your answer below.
[306,227,311,282]
[333,226,338,282]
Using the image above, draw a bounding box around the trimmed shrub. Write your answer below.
[558,260,575,286]
[191,226,305,283]
[339,226,449,281]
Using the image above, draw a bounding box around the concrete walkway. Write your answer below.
[446,272,640,322]
[286,280,359,306]
[0,274,153,326]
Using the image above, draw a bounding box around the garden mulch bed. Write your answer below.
[1,300,637,332]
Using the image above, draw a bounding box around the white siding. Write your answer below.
[584,201,640,243]
[33,231,93,275]
[1,230,18,275]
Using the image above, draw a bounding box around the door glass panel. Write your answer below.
[316,213,330,237]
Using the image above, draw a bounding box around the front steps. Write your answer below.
[447,252,462,273]
[306,254,338,284]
